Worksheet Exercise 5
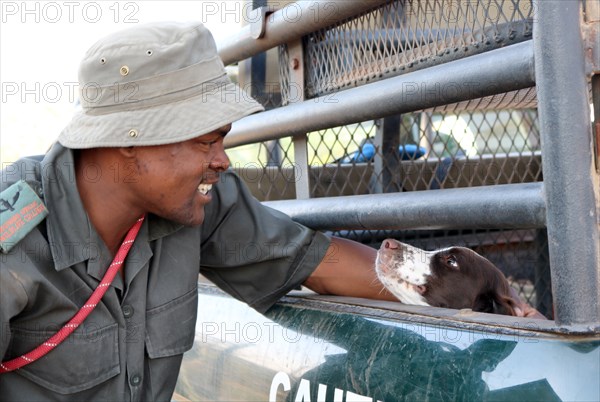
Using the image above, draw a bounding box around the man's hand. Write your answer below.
[509,287,548,319]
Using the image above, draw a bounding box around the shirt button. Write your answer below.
[122,305,134,318]
[130,374,142,387]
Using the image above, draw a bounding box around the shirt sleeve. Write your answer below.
[199,170,331,313]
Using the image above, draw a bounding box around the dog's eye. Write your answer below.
[446,255,458,268]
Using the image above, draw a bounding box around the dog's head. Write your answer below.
[375,239,519,315]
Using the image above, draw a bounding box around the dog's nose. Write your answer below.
[383,239,399,250]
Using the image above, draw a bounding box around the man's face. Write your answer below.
[127,124,231,226]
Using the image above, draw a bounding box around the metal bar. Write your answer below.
[533,229,553,319]
[378,116,402,192]
[217,0,389,66]
[371,119,384,194]
[287,39,310,199]
[593,74,600,173]
[225,41,535,148]
[263,183,546,231]
[533,0,600,327]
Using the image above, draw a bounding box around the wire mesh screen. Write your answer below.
[297,0,534,101]
[227,0,551,318]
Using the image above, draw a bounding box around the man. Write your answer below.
[0,21,399,401]
[0,21,539,401]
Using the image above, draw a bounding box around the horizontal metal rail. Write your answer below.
[263,183,546,231]
[225,41,535,148]
[217,0,388,65]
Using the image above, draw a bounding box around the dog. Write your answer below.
[375,239,519,315]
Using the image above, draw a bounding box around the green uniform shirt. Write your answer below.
[0,143,330,401]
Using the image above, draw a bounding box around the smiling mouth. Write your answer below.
[197,183,213,195]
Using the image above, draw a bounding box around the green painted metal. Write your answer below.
[175,284,599,401]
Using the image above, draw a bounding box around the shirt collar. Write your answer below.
[42,143,184,272]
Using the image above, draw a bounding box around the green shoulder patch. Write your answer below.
[0,180,48,253]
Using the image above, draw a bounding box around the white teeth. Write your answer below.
[198,183,212,195]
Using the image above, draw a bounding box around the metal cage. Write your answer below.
[218,0,600,328]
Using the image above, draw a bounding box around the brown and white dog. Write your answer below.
[376,239,520,316]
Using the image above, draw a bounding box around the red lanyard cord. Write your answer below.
[0,215,145,374]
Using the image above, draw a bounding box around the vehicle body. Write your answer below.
[174,284,599,402]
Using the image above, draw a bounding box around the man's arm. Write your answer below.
[303,236,397,301]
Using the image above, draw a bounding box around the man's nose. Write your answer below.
[209,145,230,172]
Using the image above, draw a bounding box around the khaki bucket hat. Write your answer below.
[58,21,264,149]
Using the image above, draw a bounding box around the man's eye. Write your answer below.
[197,140,218,147]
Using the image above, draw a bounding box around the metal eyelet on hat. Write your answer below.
[100,58,106,64]
[120,65,130,76]
[146,50,153,56]
[128,129,139,138]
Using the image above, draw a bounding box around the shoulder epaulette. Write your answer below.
[0,180,48,253]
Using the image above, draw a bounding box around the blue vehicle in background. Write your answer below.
[339,143,427,164]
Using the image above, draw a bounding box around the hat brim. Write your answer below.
[58,81,264,149]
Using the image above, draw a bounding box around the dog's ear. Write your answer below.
[472,261,521,316]
[491,295,518,316]
[473,292,495,314]
[473,292,518,316]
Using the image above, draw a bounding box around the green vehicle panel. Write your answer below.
[175,283,600,402]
